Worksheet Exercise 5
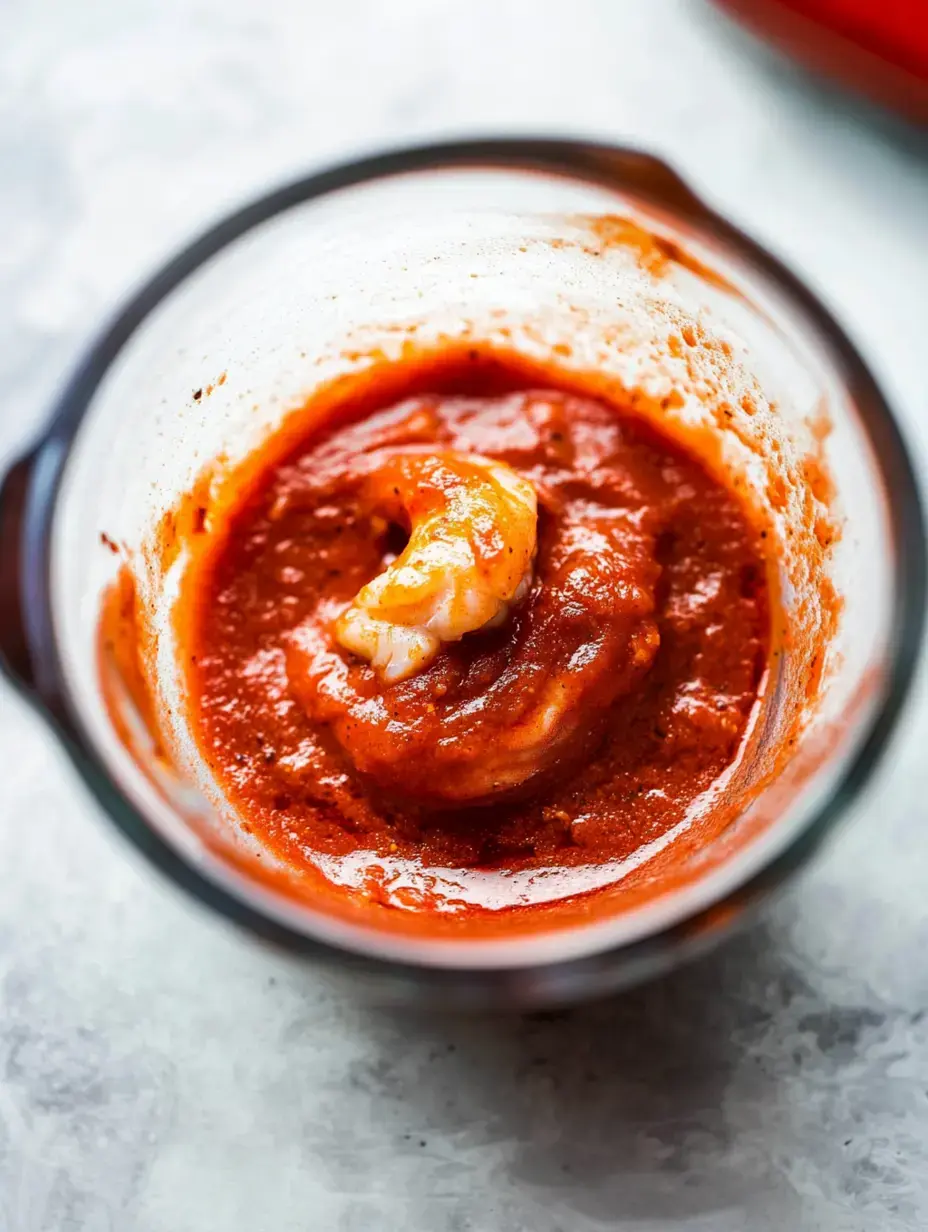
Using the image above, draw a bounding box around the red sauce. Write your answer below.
[179,352,771,915]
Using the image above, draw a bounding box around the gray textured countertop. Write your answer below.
[2,3,927,1229]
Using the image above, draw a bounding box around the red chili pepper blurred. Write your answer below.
[716,0,928,123]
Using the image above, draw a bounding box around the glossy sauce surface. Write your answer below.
[185,356,770,914]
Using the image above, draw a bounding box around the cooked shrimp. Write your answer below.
[334,451,537,683]
[286,390,662,806]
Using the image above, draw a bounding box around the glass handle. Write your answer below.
[576,144,714,222]
[0,444,79,741]
[0,448,38,694]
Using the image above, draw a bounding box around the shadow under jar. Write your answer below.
[0,140,923,1008]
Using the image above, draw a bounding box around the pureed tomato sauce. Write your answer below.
[178,349,771,919]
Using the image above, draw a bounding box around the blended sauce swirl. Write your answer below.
[181,353,771,913]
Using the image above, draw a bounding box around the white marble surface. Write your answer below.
[2,2,928,1228]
